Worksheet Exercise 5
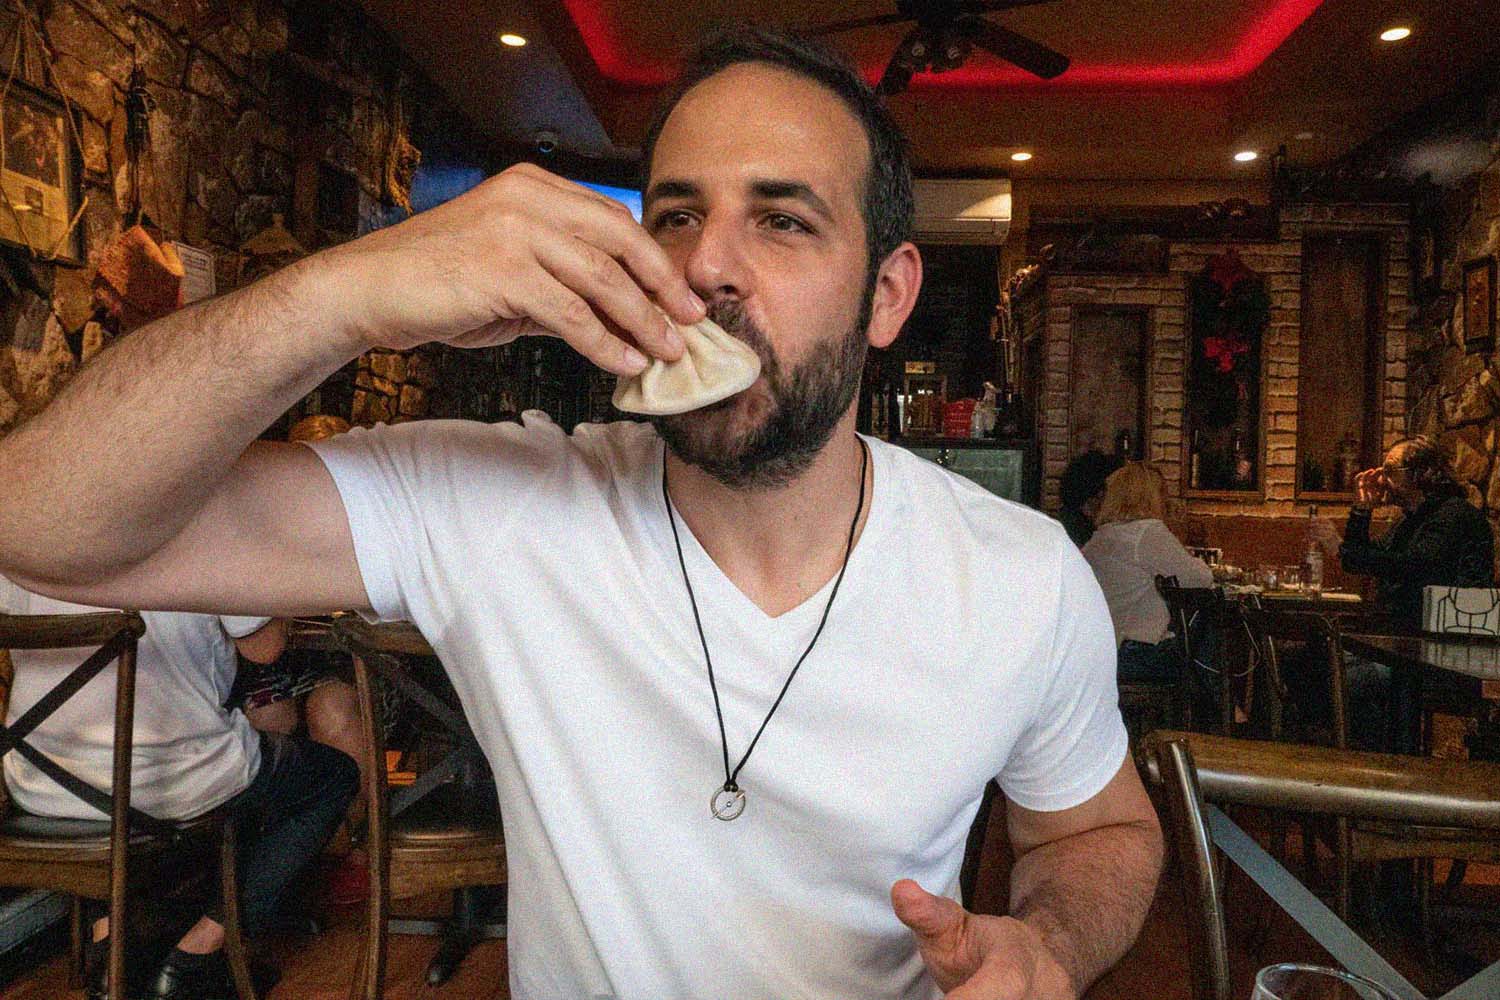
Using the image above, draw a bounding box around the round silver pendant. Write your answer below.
[711,785,746,821]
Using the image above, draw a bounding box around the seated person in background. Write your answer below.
[0,576,357,1000]
[1310,436,1494,749]
[1055,449,1118,549]
[1313,436,1494,629]
[1082,462,1213,682]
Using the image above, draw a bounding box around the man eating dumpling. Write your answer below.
[0,24,1160,1000]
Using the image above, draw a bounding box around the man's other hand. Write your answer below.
[891,880,1076,999]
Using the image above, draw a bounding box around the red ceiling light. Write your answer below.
[559,0,1328,90]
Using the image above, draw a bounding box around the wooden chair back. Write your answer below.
[1239,607,1348,748]
[0,612,257,1000]
[333,616,506,1000]
[1154,576,1239,733]
[0,612,144,996]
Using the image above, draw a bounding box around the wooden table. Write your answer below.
[1227,586,1365,614]
[1343,632,1500,683]
[1342,632,1500,756]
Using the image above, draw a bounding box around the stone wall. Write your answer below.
[1406,134,1500,521]
[1035,203,1410,528]
[0,0,488,438]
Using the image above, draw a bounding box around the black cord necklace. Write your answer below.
[663,438,869,821]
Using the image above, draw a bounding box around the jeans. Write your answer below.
[214,732,358,936]
[1118,638,1177,682]
[1343,656,1393,753]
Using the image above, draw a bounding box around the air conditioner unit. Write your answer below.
[913,178,1012,243]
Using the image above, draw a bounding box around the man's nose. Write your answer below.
[682,214,749,303]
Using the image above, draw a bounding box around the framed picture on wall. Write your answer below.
[0,79,83,265]
[1463,256,1496,355]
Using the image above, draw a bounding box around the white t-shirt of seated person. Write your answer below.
[0,579,265,822]
[309,413,1125,1000]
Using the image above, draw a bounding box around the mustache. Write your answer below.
[705,300,776,373]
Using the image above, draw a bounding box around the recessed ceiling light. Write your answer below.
[1010,151,1033,162]
[1234,150,1259,163]
[1379,26,1412,42]
[499,32,528,47]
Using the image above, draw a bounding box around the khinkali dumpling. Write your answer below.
[612,315,761,416]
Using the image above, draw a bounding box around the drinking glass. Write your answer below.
[1251,963,1401,1000]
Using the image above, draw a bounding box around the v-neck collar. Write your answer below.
[651,436,889,629]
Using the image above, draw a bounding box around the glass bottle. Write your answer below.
[1302,504,1323,591]
[1232,427,1252,486]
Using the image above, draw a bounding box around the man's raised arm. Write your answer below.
[0,164,701,615]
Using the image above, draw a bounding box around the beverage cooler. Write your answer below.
[897,438,1038,508]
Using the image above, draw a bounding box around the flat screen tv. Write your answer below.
[368,161,641,226]
[574,180,642,222]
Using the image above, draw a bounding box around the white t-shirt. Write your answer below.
[310,414,1125,1000]
[1081,518,1214,646]
[0,578,265,821]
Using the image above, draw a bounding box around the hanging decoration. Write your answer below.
[380,81,421,214]
[1184,249,1269,491]
[0,1,87,264]
[91,224,183,331]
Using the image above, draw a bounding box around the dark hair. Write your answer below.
[640,24,914,287]
[1391,435,1464,499]
[1059,450,1119,509]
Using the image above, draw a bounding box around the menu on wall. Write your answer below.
[169,241,216,304]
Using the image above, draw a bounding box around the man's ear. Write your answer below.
[865,242,922,350]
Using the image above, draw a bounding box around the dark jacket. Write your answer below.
[1339,495,1495,627]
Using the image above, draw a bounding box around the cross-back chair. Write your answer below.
[0,611,256,999]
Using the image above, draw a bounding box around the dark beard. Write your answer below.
[652,295,871,492]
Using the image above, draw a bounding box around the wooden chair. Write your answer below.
[333,616,507,1000]
[1238,607,1347,747]
[1113,575,1187,740]
[0,612,256,1000]
[1152,575,1236,731]
[1142,730,1500,1000]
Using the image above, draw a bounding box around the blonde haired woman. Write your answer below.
[1081,462,1212,680]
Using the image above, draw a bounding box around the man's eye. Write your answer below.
[764,213,809,233]
[654,211,695,230]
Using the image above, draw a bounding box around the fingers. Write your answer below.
[515,274,651,376]
[486,166,703,367]
[498,164,705,329]
[590,217,707,328]
[535,236,686,363]
[891,879,965,942]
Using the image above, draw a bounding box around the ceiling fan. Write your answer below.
[807,0,1071,96]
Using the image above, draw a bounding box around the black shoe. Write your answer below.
[85,937,150,1000]
[141,950,235,1000]
[140,948,280,1000]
